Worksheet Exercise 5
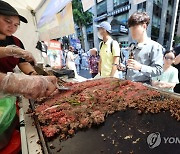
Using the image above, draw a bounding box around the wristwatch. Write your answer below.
[28,71,38,75]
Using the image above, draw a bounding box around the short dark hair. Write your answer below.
[69,46,74,51]
[164,50,176,57]
[128,12,150,28]
[174,46,180,56]
[74,49,78,54]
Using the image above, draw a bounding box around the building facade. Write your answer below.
[174,2,180,46]
[84,0,179,50]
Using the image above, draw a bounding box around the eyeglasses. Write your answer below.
[164,56,174,60]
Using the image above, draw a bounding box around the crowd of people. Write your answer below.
[61,12,180,94]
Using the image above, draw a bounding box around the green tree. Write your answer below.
[72,0,93,49]
[174,36,180,46]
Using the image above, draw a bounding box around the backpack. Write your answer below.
[99,40,124,64]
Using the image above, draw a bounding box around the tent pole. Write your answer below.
[34,0,47,12]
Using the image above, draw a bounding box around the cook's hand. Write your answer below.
[6,45,36,64]
[127,59,142,71]
[21,51,36,64]
[22,76,58,99]
[0,73,58,99]
[44,76,59,97]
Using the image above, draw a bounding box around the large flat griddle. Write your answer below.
[30,85,180,154]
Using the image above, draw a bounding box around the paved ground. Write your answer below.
[78,69,91,79]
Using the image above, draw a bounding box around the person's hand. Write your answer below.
[155,83,163,88]
[6,45,36,64]
[43,76,59,97]
[154,81,167,89]
[0,73,58,99]
[174,54,180,65]
[117,63,126,71]
[127,59,142,71]
[22,76,58,99]
[21,51,36,64]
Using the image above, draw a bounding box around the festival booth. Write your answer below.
[1,1,179,154]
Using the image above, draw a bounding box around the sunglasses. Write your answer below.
[164,56,174,60]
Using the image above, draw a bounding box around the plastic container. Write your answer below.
[0,96,17,150]
[0,130,21,154]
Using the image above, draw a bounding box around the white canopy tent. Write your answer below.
[3,0,45,11]
[3,0,72,62]
[3,0,47,62]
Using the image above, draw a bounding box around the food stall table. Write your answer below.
[20,78,180,154]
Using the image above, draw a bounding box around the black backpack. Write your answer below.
[99,40,124,64]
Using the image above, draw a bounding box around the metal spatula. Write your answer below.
[56,84,71,91]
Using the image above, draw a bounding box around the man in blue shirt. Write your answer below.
[126,12,164,83]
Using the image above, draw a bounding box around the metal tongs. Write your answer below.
[56,84,71,91]
[43,85,70,112]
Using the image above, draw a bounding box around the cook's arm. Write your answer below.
[0,72,57,99]
[0,47,14,58]
[18,62,37,75]
[0,46,36,64]
[0,73,6,82]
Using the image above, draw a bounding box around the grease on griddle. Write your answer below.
[132,138,140,144]
[36,139,41,145]
[49,143,55,149]
[124,135,133,140]
[34,78,180,142]
[56,148,62,152]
